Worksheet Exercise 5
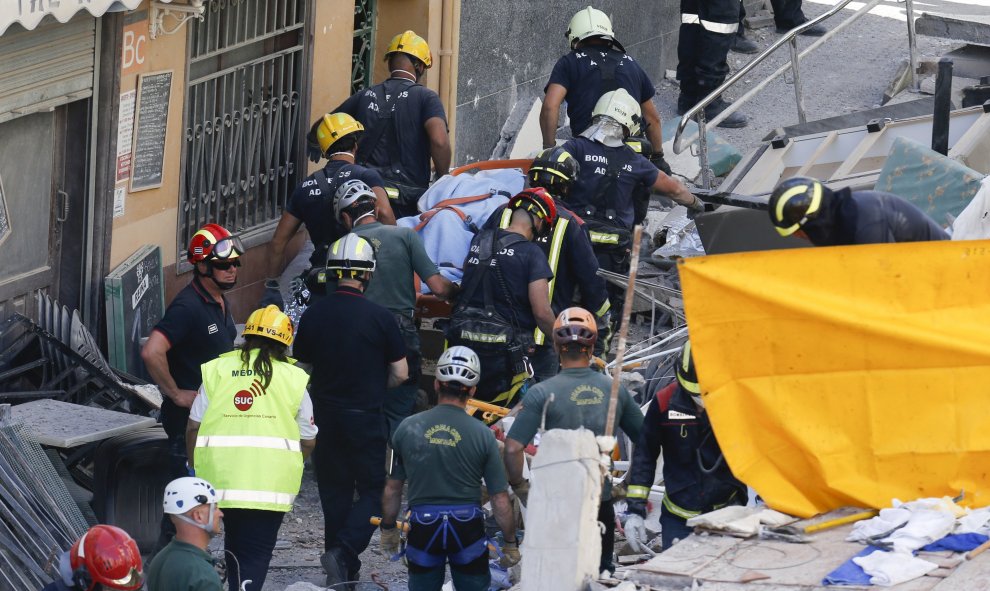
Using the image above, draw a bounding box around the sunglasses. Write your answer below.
[210,259,241,270]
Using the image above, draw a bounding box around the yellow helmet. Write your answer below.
[243,305,294,347]
[384,30,433,68]
[316,113,364,155]
[566,7,620,49]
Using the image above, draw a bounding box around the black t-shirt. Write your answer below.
[804,188,950,246]
[459,229,553,331]
[286,160,384,251]
[152,277,236,437]
[561,137,659,228]
[483,204,608,318]
[546,48,656,136]
[294,285,406,413]
[336,78,447,187]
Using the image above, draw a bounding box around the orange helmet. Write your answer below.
[187,223,244,264]
[552,306,598,350]
[69,525,143,591]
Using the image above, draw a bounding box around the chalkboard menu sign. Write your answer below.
[105,245,164,381]
[129,70,172,192]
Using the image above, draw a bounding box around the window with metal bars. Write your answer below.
[178,0,309,264]
[351,0,376,95]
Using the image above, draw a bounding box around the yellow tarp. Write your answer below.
[678,240,990,518]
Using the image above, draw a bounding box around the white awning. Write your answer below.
[0,0,174,37]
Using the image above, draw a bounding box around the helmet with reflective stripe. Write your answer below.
[436,345,481,387]
[334,179,377,222]
[528,146,579,198]
[326,234,376,274]
[69,525,143,591]
[384,30,433,68]
[507,187,557,233]
[163,476,218,514]
[316,112,365,156]
[187,223,244,264]
[768,177,825,236]
[243,305,294,347]
[676,341,699,394]
[552,306,598,350]
[566,6,621,50]
[592,88,642,136]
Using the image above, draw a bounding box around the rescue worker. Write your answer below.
[293,234,408,586]
[560,90,701,320]
[43,525,143,591]
[327,30,450,218]
[483,150,610,379]
[541,6,671,176]
[381,346,520,591]
[625,342,747,551]
[147,477,224,591]
[768,177,949,245]
[504,307,643,574]
[141,223,242,550]
[336,180,458,435]
[447,190,557,408]
[262,112,394,308]
[186,305,317,591]
[676,0,749,127]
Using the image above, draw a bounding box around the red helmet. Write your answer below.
[187,223,244,264]
[507,187,557,233]
[69,525,143,591]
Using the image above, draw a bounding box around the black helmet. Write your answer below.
[528,146,579,198]
[768,177,826,236]
[676,341,699,394]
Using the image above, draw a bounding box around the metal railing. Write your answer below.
[673,0,920,188]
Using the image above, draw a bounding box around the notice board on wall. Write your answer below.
[104,245,164,380]
[130,70,172,192]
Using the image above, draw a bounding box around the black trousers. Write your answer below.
[314,409,388,573]
[599,499,616,573]
[384,314,422,438]
[677,0,740,100]
[223,508,285,591]
[595,246,630,336]
[771,0,807,28]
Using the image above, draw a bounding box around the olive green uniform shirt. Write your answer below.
[146,540,221,591]
[391,403,508,506]
[507,367,644,499]
[353,221,439,315]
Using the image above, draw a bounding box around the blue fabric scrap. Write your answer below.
[822,547,878,586]
[921,533,989,553]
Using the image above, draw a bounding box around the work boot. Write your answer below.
[676,94,749,129]
[321,548,349,587]
[776,22,826,36]
[730,34,759,54]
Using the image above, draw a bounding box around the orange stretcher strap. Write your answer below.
[450,159,534,176]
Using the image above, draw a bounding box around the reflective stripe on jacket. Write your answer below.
[196,350,309,512]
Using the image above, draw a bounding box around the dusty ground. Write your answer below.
[258,3,967,589]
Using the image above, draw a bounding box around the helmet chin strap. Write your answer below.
[391,68,418,81]
[174,504,218,535]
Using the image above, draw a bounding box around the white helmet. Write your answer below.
[566,7,622,50]
[334,179,377,223]
[163,476,217,514]
[436,346,481,387]
[325,233,376,274]
[591,89,642,136]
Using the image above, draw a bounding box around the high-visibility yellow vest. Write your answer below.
[498,208,570,346]
[195,350,310,512]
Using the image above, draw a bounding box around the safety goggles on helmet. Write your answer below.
[211,235,245,260]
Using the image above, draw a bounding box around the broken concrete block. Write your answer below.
[521,428,603,591]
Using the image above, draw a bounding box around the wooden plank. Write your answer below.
[11,399,156,447]
[931,551,990,590]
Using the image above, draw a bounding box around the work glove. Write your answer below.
[306,120,323,163]
[380,525,401,557]
[511,480,530,508]
[500,541,521,568]
[593,311,613,359]
[650,153,673,177]
[259,279,284,310]
[624,514,654,555]
[685,195,707,219]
